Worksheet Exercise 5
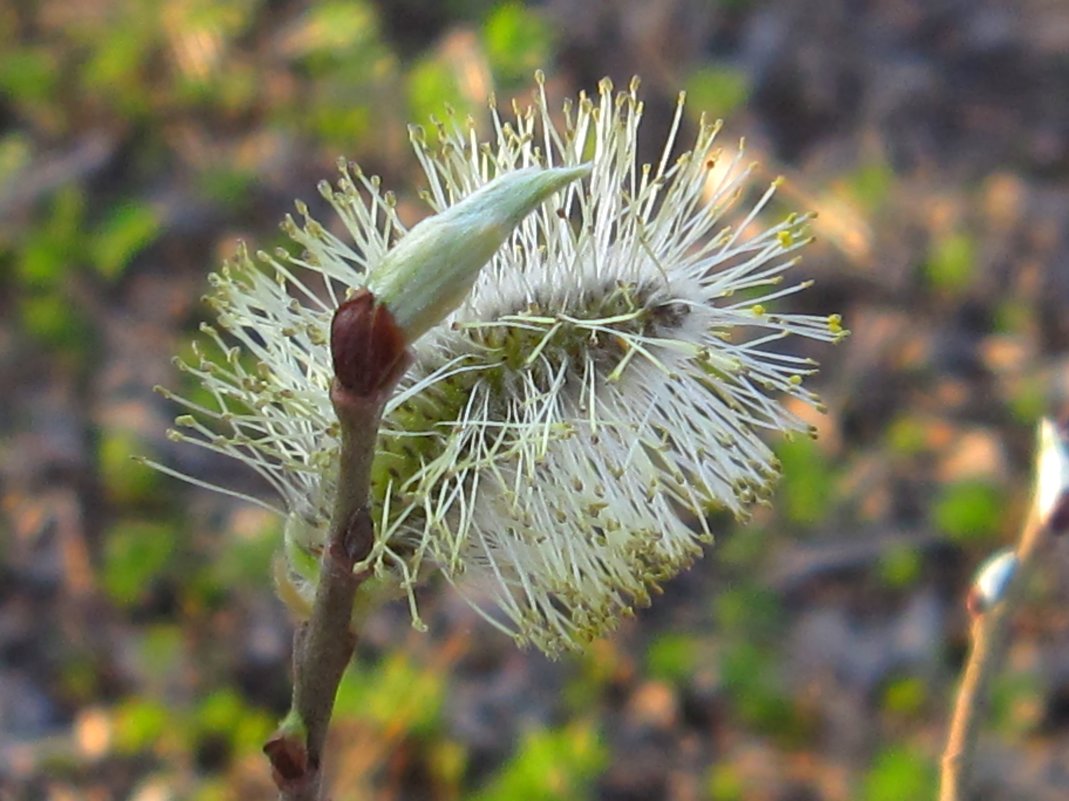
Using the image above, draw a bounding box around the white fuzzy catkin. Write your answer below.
[155,74,845,655]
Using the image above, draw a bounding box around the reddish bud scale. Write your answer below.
[1050,494,1069,535]
[965,589,984,617]
[330,289,409,397]
[262,734,308,783]
[1047,414,1069,535]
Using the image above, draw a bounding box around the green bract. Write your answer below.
[368,164,591,341]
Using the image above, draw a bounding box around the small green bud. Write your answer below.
[367,164,591,342]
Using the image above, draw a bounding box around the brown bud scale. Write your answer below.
[330,289,409,397]
[1050,493,1069,535]
[263,734,309,782]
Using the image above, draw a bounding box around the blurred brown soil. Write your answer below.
[2,1,1069,800]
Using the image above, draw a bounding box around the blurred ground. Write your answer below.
[2,1,1069,799]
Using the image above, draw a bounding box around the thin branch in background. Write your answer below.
[939,417,1069,801]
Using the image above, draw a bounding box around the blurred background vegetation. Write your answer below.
[2,1,1068,799]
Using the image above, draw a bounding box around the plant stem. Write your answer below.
[264,292,411,801]
[263,385,383,800]
[939,464,1059,800]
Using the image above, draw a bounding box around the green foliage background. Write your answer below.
[2,1,1066,800]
